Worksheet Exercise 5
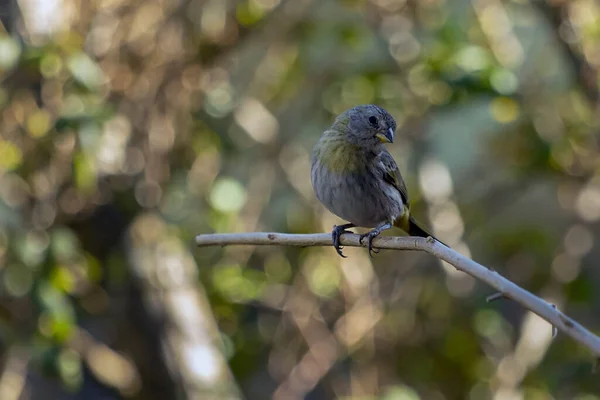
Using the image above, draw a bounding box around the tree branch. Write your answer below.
[196,232,600,358]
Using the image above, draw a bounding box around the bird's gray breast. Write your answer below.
[311,158,404,228]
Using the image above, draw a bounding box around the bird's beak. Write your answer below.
[376,128,394,144]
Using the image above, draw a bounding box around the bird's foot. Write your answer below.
[359,229,383,257]
[332,224,355,258]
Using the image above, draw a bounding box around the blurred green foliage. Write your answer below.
[1,0,600,399]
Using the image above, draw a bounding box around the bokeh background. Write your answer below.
[0,0,599,398]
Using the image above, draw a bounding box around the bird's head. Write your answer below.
[332,104,397,149]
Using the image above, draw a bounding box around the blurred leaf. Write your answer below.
[566,275,594,304]
[37,282,76,343]
[0,36,21,69]
[51,228,81,262]
[304,259,340,298]
[57,348,83,389]
[209,177,247,213]
[212,264,266,303]
[67,53,105,90]
[381,385,421,400]
[3,263,33,297]
[73,152,96,192]
[0,140,23,171]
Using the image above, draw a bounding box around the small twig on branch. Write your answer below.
[486,292,508,303]
[196,232,600,358]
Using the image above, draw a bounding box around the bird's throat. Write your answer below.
[316,131,368,174]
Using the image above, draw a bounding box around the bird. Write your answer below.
[311,104,443,257]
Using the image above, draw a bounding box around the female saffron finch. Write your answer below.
[311,104,443,257]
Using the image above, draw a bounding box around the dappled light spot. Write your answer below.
[123,147,145,175]
[303,254,341,298]
[199,0,228,40]
[134,180,162,208]
[0,175,29,208]
[58,187,85,214]
[185,345,223,383]
[339,250,374,293]
[148,115,175,152]
[125,76,151,100]
[87,342,141,395]
[57,349,82,389]
[563,224,594,257]
[129,214,166,245]
[260,283,287,310]
[473,309,503,339]
[381,385,421,400]
[181,65,204,92]
[264,253,292,283]
[73,152,97,192]
[279,143,314,201]
[575,179,600,221]
[79,287,110,315]
[67,53,107,90]
[40,53,63,77]
[32,202,57,230]
[212,264,266,303]
[209,177,247,213]
[473,0,523,67]
[205,84,235,117]
[408,64,432,98]
[0,37,21,69]
[188,150,221,196]
[334,302,382,348]
[0,140,22,171]
[234,97,279,143]
[490,97,519,124]
[494,295,561,396]
[49,265,80,295]
[533,109,564,143]
[551,252,581,283]
[490,68,518,95]
[427,81,453,105]
[430,202,464,238]
[518,306,557,362]
[389,32,421,64]
[454,46,491,72]
[418,159,453,203]
[3,264,33,297]
[236,0,269,26]
[61,94,85,116]
[496,354,526,390]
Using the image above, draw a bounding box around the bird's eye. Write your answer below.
[368,116,378,126]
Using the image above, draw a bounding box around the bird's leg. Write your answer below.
[332,223,356,258]
[359,222,393,257]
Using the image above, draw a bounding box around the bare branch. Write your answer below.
[196,232,600,357]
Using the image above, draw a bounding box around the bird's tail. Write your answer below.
[405,216,448,247]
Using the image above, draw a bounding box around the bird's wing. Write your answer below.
[378,149,410,209]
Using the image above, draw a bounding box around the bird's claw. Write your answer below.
[359,229,382,257]
[332,225,354,258]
